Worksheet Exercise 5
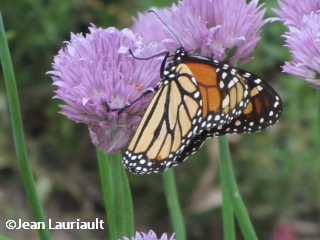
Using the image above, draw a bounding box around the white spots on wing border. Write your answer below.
[124,57,282,175]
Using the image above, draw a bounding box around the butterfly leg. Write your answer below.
[160,52,170,79]
[106,85,160,113]
[129,49,170,79]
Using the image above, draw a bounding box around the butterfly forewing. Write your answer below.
[123,48,282,175]
[123,65,204,175]
[182,58,251,132]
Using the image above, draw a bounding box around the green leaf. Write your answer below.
[0,12,50,240]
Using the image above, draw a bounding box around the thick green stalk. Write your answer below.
[97,151,119,240]
[218,136,258,240]
[97,151,134,240]
[219,145,236,240]
[317,91,320,145]
[112,153,127,236]
[0,13,50,240]
[0,235,12,240]
[163,169,186,240]
[118,155,135,236]
[112,154,134,237]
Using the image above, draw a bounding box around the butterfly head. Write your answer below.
[173,47,187,63]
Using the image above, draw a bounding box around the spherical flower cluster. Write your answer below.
[50,26,162,153]
[51,0,268,154]
[276,0,320,28]
[122,231,175,240]
[277,0,320,87]
[133,0,266,64]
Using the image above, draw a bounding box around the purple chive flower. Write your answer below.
[133,4,208,54]
[50,26,162,154]
[276,0,320,27]
[122,231,175,240]
[282,13,320,86]
[133,0,266,64]
[276,0,320,87]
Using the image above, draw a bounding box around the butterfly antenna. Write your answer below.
[129,49,171,60]
[147,9,184,47]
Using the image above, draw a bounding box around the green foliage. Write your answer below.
[0,13,50,240]
[163,170,186,240]
[0,0,319,239]
[0,235,12,240]
[97,152,134,240]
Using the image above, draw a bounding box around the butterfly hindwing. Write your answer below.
[213,70,282,136]
[171,131,208,165]
[123,47,282,175]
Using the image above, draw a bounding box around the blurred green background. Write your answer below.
[0,0,319,239]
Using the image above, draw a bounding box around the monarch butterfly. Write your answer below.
[122,47,282,175]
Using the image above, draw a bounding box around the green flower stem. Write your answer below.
[0,235,12,240]
[113,153,135,236]
[219,146,236,240]
[218,136,258,240]
[0,13,50,240]
[97,151,118,240]
[119,155,135,236]
[163,169,186,240]
[97,151,134,240]
[317,91,320,144]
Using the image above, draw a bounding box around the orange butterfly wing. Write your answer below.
[123,50,282,175]
[211,71,282,136]
[182,58,251,131]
